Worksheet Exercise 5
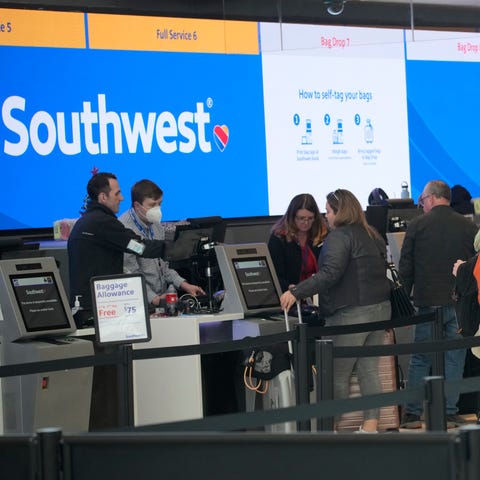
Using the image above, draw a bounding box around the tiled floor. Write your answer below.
[397,413,478,433]
[332,414,478,433]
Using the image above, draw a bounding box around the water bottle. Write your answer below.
[165,284,178,316]
[400,181,410,199]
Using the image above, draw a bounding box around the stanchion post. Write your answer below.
[423,376,446,431]
[431,307,445,378]
[294,322,311,431]
[315,339,334,431]
[37,427,62,480]
[116,344,134,427]
[458,425,480,480]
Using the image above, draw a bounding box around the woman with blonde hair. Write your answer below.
[280,189,391,433]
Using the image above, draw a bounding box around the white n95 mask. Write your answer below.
[146,206,162,224]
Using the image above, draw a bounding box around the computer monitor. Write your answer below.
[365,205,388,242]
[214,243,283,317]
[387,198,415,209]
[387,205,423,232]
[164,216,226,263]
[163,217,227,299]
[0,236,39,258]
[0,257,76,342]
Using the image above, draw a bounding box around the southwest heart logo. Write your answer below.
[213,125,229,152]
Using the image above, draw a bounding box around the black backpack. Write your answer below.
[454,255,480,337]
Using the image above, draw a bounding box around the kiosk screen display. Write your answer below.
[231,256,280,311]
[10,272,71,332]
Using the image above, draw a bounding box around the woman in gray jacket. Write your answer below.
[280,189,391,433]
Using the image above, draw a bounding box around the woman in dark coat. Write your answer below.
[268,193,328,293]
[453,233,480,420]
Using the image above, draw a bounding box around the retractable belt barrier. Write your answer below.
[2,309,480,434]
[0,310,441,377]
[0,310,474,376]
[3,309,480,480]
[5,426,480,480]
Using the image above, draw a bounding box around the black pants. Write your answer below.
[458,349,480,416]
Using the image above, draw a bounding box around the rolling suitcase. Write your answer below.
[336,328,400,432]
[243,357,297,433]
[243,309,299,433]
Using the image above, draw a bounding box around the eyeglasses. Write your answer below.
[419,193,431,207]
[295,216,315,223]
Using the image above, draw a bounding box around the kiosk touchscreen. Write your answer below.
[0,257,93,434]
[90,273,151,346]
[214,243,283,317]
[0,257,75,342]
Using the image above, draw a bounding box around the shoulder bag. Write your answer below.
[387,262,415,319]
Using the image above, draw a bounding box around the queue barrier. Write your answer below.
[0,433,37,480]
[2,425,480,480]
[2,309,480,434]
[2,307,480,480]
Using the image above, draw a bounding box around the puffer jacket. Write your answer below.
[291,223,390,316]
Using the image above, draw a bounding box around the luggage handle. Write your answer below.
[284,301,302,355]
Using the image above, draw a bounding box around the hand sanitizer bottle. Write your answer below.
[72,295,82,315]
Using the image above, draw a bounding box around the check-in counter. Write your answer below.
[132,312,241,425]
[73,312,294,427]
[131,312,296,426]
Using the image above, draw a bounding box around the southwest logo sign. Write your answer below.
[213,124,229,152]
[2,94,231,156]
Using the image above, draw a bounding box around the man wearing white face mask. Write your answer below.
[68,173,171,328]
[119,179,205,308]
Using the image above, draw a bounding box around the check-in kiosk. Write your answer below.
[214,243,297,432]
[132,243,296,430]
[0,257,93,433]
[214,243,283,318]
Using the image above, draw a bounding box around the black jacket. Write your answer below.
[268,234,322,292]
[454,254,480,336]
[68,201,166,311]
[399,205,478,307]
[291,224,390,316]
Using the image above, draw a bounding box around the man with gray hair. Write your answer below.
[399,179,478,429]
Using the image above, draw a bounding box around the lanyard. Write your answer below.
[129,209,154,240]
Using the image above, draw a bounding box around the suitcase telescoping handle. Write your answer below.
[284,301,302,355]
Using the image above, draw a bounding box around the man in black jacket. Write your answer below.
[68,172,167,327]
[399,180,478,429]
